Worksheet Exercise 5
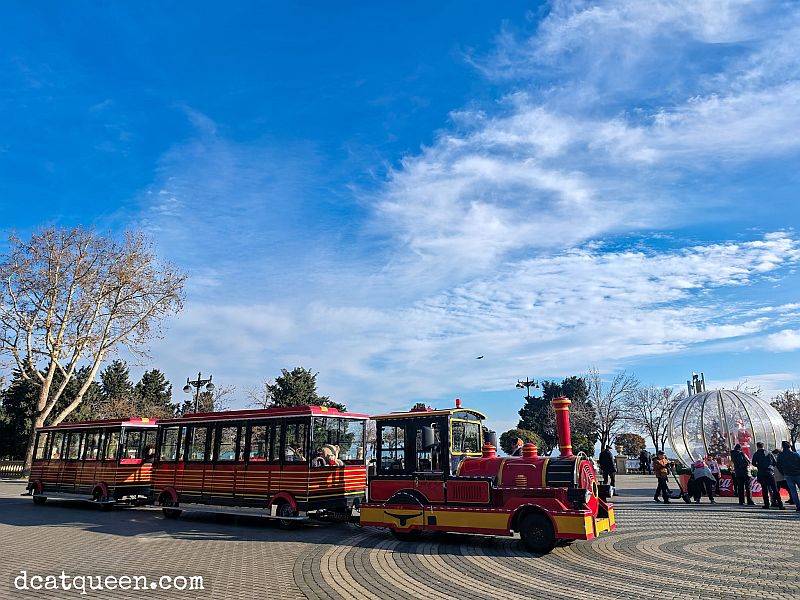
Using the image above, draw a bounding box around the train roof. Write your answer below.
[158,405,369,425]
[371,407,486,421]
[37,417,158,432]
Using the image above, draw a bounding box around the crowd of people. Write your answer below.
[597,441,800,510]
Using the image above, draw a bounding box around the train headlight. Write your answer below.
[566,487,592,508]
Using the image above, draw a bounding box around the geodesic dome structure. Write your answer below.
[668,389,790,466]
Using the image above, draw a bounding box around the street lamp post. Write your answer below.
[516,377,539,401]
[183,372,215,414]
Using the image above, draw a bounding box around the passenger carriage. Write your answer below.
[360,397,616,553]
[151,406,368,526]
[26,418,158,507]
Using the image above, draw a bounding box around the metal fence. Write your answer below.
[0,461,24,479]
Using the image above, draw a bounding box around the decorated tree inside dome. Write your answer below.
[706,421,728,462]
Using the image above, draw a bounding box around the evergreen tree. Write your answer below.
[96,360,137,418]
[517,392,557,452]
[707,420,728,461]
[135,369,177,419]
[518,376,599,455]
[0,373,38,459]
[266,367,346,411]
[499,428,544,455]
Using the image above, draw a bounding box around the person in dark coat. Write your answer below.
[776,440,800,511]
[639,449,652,474]
[731,444,755,505]
[599,446,616,487]
[751,442,783,509]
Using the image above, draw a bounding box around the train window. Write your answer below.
[84,430,103,460]
[379,425,406,472]
[284,422,308,463]
[311,418,365,466]
[34,432,50,460]
[66,431,84,460]
[451,420,481,455]
[453,411,480,421]
[270,423,283,462]
[123,430,143,460]
[142,430,156,462]
[104,430,121,460]
[187,427,209,461]
[217,426,240,461]
[249,423,269,461]
[50,432,65,460]
[416,424,442,472]
[159,427,180,461]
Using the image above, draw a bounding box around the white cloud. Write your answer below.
[148,233,800,411]
[764,329,800,352]
[376,1,800,281]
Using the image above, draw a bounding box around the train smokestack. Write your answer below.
[551,396,573,457]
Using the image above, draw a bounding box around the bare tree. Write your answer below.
[735,379,762,396]
[0,227,186,471]
[627,386,683,452]
[246,379,272,409]
[771,389,800,445]
[587,367,639,450]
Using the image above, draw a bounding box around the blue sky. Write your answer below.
[2,1,800,436]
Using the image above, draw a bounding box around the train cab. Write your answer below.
[366,400,491,506]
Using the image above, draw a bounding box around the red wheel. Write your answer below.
[276,501,299,530]
[160,495,182,519]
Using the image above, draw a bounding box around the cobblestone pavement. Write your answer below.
[1,477,798,599]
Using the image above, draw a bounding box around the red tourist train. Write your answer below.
[150,405,368,525]
[26,396,615,553]
[360,396,615,553]
[26,418,158,507]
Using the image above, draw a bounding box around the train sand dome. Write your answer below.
[668,389,790,466]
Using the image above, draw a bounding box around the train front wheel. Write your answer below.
[519,513,556,554]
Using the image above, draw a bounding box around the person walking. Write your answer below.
[776,440,800,511]
[652,450,672,503]
[599,446,617,488]
[706,455,721,495]
[773,448,794,505]
[752,442,783,509]
[731,444,755,506]
[691,459,716,504]
[639,449,652,474]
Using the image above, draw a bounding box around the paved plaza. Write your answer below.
[1,476,798,600]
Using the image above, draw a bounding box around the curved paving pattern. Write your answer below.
[1,478,798,599]
[296,500,800,600]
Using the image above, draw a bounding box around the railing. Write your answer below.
[0,461,25,479]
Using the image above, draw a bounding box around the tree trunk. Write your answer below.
[22,414,45,476]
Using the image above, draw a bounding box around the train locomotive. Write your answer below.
[361,396,615,553]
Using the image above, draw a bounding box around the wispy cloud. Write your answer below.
[148,233,800,410]
[132,1,800,413]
